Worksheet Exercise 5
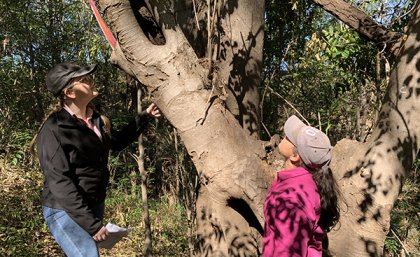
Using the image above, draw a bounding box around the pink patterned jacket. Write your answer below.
[263,167,324,257]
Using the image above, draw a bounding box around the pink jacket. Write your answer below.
[263,167,324,257]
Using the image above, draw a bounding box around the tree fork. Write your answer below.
[98,0,271,255]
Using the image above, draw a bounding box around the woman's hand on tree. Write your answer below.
[146,103,161,118]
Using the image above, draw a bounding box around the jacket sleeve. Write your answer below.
[109,111,150,151]
[263,192,312,257]
[37,125,102,235]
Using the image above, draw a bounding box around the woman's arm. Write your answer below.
[109,103,160,151]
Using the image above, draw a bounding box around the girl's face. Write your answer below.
[278,137,295,159]
[278,136,301,169]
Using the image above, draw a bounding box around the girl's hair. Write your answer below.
[292,146,340,232]
[29,77,110,155]
[311,166,340,232]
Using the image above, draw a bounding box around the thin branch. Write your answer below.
[207,0,212,65]
[396,4,417,22]
[318,112,322,130]
[192,0,201,30]
[198,83,216,125]
[260,42,291,121]
[267,86,310,125]
[391,229,410,257]
[135,87,153,257]
[388,1,416,26]
[261,122,271,138]
[207,0,220,77]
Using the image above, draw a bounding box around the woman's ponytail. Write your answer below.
[89,104,111,136]
[29,95,66,155]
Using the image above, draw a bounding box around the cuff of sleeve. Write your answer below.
[90,221,103,236]
[136,111,151,126]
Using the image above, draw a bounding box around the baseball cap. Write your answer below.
[284,115,332,169]
[46,63,97,96]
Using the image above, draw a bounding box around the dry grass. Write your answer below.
[0,157,191,256]
[0,158,62,256]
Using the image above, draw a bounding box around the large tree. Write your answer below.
[95,0,419,256]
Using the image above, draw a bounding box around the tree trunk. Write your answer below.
[99,0,269,255]
[174,0,264,137]
[328,1,420,256]
[96,0,420,256]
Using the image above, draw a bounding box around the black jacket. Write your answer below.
[36,108,150,235]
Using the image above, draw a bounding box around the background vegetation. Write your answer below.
[0,0,418,256]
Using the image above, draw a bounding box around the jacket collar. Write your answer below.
[276,166,310,182]
[55,108,100,127]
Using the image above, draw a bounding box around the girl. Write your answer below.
[32,63,160,256]
[263,115,340,257]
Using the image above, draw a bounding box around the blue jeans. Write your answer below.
[42,204,104,257]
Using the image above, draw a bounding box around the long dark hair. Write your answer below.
[311,166,340,232]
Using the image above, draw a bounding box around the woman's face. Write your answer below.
[67,75,98,102]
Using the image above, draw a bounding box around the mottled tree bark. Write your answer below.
[95,0,420,256]
[328,1,420,256]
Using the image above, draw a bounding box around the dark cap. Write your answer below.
[284,115,332,169]
[46,63,97,96]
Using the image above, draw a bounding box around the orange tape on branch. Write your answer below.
[87,0,117,49]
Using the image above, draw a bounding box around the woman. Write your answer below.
[33,63,160,256]
[263,115,340,257]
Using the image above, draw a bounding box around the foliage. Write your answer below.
[1,129,34,166]
[263,1,382,144]
[0,0,114,151]
[347,0,414,31]
[262,0,414,144]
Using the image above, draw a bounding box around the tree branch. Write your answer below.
[312,0,403,59]
[98,0,170,89]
